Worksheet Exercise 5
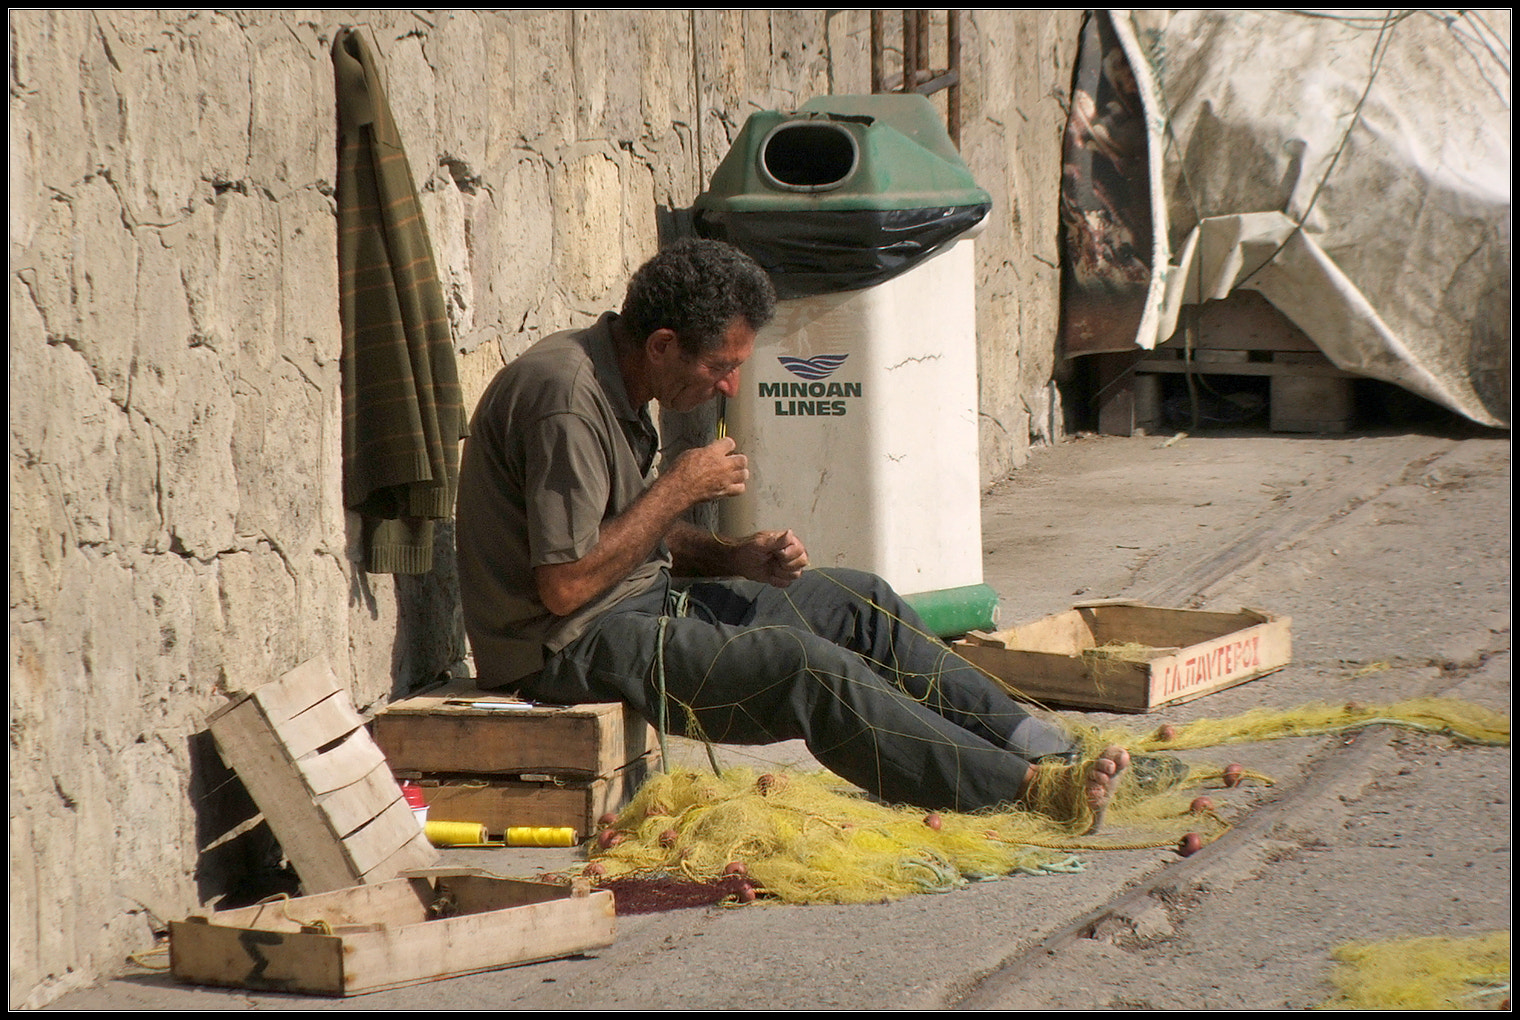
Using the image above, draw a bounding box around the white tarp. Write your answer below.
[1112,9,1510,427]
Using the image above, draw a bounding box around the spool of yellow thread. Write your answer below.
[424,820,487,846]
[506,826,576,847]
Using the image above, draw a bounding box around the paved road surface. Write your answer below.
[50,429,1510,1010]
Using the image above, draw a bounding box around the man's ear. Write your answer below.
[645,327,681,360]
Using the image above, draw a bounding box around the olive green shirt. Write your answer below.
[456,313,668,686]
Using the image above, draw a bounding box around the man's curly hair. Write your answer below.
[621,239,776,356]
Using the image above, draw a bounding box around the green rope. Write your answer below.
[654,615,671,774]
[655,588,723,775]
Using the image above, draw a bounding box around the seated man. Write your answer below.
[455,239,1128,825]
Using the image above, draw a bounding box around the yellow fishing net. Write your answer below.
[1109,697,1510,752]
[583,698,1508,907]
[1319,931,1511,1010]
[587,764,1228,905]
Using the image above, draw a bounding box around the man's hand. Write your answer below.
[663,436,749,503]
[732,529,809,588]
[535,438,749,618]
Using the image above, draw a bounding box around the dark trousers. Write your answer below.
[524,568,1071,812]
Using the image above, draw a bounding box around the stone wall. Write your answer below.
[7,10,1078,1006]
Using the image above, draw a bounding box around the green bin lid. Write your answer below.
[694,93,991,214]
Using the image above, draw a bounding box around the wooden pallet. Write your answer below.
[208,656,437,893]
[1096,291,1358,435]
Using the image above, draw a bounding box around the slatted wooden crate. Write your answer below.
[373,683,657,776]
[373,683,659,837]
[955,601,1291,713]
[208,656,437,893]
[170,870,615,996]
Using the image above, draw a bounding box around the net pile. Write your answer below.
[1320,932,1511,1010]
[582,698,1507,907]
[586,761,1225,905]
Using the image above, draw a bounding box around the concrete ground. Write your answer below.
[50,426,1510,1010]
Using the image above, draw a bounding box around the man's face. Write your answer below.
[654,317,755,413]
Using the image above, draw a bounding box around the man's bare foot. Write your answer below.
[1082,745,1131,835]
[1019,745,1132,834]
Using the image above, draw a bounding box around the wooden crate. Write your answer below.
[412,757,656,840]
[208,657,437,893]
[373,682,658,778]
[170,871,615,996]
[955,601,1291,713]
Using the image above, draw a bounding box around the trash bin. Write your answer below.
[693,94,996,633]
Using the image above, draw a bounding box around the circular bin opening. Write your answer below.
[760,121,859,192]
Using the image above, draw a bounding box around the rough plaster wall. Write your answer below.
[961,10,1084,480]
[7,9,1074,1006]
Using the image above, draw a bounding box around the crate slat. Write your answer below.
[297,727,389,796]
[315,758,409,839]
[338,892,616,995]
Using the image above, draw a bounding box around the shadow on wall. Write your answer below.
[343,509,469,699]
[186,730,299,910]
[389,520,469,697]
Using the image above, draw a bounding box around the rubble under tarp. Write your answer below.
[1063,10,1510,428]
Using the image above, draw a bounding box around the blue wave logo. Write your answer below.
[778,354,849,381]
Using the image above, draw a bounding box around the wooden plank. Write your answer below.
[338,892,616,996]
[1096,350,1146,436]
[1145,616,1293,706]
[440,874,584,914]
[315,758,407,840]
[1082,604,1265,648]
[276,690,365,761]
[958,642,1147,713]
[247,654,344,725]
[209,698,358,892]
[189,878,434,933]
[621,712,656,776]
[1194,290,1321,352]
[356,829,439,886]
[959,630,1003,648]
[344,796,435,879]
[203,658,333,731]
[981,609,1095,656]
[296,726,389,796]
[959,644,1146,711]
[1271,367,1354,432]
[373,691,639,776]
[417,776,623,838]
[170,921,345,995]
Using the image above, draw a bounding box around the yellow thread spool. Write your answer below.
[506,826,576,847]
[424,820,487,846]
